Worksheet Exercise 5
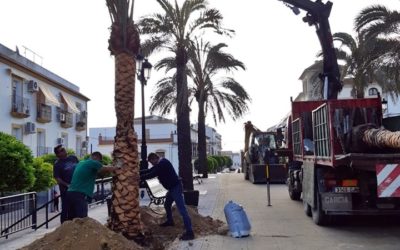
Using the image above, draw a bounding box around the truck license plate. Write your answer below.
[334,187,360,193]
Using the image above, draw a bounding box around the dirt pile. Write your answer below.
[20,217,142,250]
[21,206,227,250]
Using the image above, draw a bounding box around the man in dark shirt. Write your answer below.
[140,153,194,241]
[53,144,78,223]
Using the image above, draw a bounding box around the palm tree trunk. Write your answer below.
[109,53,143,238]
[176,46,194,191]
[362,128,400,149]
[197,100,208,178]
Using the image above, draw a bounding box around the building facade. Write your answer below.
[0,43,89,157]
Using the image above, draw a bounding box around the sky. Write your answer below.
[0,0,398,153]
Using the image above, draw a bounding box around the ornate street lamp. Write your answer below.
[136,54,152,170]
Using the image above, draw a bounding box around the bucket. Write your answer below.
[224,200,251,237]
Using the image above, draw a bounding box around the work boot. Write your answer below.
[179,231,195,241]
[159,221,175,227]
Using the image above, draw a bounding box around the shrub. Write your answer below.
[30,158,57,192]
[0,132,35,192]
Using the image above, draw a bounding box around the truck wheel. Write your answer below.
[303,200,311,217]
[288,184,301,200]
[312,195,329,226]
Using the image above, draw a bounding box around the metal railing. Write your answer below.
[0,192,36,239]
[0,177,113,239]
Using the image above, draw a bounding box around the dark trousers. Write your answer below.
[60,190,68,223]
[165,183,193,233]
[66,191,88,220]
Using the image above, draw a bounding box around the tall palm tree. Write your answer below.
[138,0,232,190]
[331,32,381,98]
[355,5,400,92]
[106,0,143,239]
[150,40,250,178]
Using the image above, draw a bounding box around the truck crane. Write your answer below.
[274,0,400,225]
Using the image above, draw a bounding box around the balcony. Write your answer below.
[11,95,30,118]
[37,146,52,156]
[75,112,87,131]
[36,103,52,123]
[59,111,73,128]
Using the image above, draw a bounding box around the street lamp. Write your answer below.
[136,54,152,170]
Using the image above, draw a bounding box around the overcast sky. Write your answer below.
[0,0,398,152]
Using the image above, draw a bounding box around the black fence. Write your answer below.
[0,177,113,239]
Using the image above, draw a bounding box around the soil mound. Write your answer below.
[21,206,227,250]
[20,217,142,250]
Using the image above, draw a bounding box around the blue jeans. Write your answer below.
[66,191,88,220]
[165,183,193,233]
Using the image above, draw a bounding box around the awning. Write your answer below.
[61,93,80,114]
[39,85,61,107]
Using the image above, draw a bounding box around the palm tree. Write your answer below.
[150,40,250,178]
[106,0,143,239]
[355,5,400,92]
[331,32,381,98]
[138,0,232,190]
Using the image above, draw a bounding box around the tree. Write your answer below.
[331,32,381,98]
[106,0,143,239]
[0,132,35,192]
[138,0,232,190]
[150,40,250,178]
[355,5,400,93]
[30,158,56,192]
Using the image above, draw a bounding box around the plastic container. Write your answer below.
[224,200,251,238]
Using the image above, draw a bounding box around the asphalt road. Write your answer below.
[171,173,400,250]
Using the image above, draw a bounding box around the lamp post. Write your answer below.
[136,54,152,170]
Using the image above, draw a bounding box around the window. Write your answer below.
[12,125,23,141]
[368,87,378,96]
[61,133,68,148]
[76,136,82,157]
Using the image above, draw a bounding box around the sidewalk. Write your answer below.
[0,174,219,250]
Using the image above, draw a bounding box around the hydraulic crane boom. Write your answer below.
[280,0,342,100]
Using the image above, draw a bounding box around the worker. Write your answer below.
[140,153,195,241]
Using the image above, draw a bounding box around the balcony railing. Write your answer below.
[37,146,52,156]
[59,111,73,128]
[11,95,30,118]
[36,103,52,123]
[75,112,87,131]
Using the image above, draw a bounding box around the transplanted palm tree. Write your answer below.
[105,0,143,239]
[355,5,400,92]
[138,0,233,190]
[150,39,250,178]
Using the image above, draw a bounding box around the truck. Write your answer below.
[242,121,288,184]
[277,0,400,225]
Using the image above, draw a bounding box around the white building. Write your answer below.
[0,43,89,157]
[191,124,222,156]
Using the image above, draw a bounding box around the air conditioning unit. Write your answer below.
[82,141,88,148]
[27,80,39,92]
[59,113,66,122]
[24,122,36,134]
[57,137,64,145]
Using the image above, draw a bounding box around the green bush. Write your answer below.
[207,156,218,173]
[0,132,35,192]
[30,158,57,192]
[40,153,57,165]
[223,156,233,168]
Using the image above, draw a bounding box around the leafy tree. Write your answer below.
[223,156,233,168]
[40,153,57,165]
[207,156,217,173]
[0,132,35,192]
[138,0,232,190]
[29,158,56,192]
[106,0,142,238]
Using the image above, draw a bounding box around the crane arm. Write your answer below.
[280,0,342,100]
